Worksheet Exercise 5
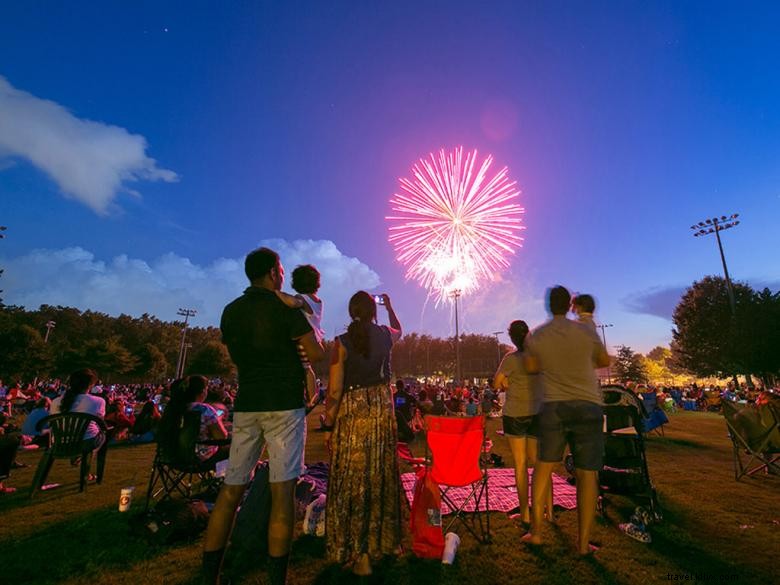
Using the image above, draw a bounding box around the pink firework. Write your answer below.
[387,147,524,303]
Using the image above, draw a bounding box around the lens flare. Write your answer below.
[387,147,524,304]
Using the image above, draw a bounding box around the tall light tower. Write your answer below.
[690,213,740,314]
[491,331,503,367]
[44,320,57,343]
[450,289,462,383]
[175,308,197,379]
[596,323,613,383]
[0,226,7,305]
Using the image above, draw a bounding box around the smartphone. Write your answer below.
[374,295,385,305]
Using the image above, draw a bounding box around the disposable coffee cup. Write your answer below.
[119,486,135,512]
[441,532,460,564]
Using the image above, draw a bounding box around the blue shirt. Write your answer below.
[22,407,50,436]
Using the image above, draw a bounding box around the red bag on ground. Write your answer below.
[409,467,445,558]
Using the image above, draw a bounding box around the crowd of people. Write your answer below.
[3,244,779,585]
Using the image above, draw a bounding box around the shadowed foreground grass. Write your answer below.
[2,410,778,585]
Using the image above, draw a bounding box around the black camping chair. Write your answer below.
[29,413,109,497]
[721,401,780,480]
[145,410,229,511]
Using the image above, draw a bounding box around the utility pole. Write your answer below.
[596,323,613,384]
[175,308,197,379]
[690,213,740,315]
[450,289,462,383]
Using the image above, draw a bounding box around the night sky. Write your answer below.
[2,1,779,352]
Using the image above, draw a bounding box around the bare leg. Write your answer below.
[204,483,247,552]
[574,468,599,555]
[526,437,554,522]
[522,460,556,545]
[507,436,530,523]
[268,479,297,556]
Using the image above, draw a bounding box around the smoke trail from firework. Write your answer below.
[387,147,524,304]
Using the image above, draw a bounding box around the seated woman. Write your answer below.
[50,369,107,480]
[159,375,230,465]
[130,401,161,443]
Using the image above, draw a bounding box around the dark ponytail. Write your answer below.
[62,369,97,412]
[347,291,377,358]
[158,376,208,443]
[508,320,530,352]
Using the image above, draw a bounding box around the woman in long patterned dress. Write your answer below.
[322,291,402,577]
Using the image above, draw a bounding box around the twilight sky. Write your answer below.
[1,1,779,353]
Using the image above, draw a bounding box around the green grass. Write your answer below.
[3,409,779,584]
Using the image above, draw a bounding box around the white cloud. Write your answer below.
[0,76,177,214]
[0,240,381,336]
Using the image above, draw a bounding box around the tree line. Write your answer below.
[0,305,233,383]
[2,275,776,386]
[0,304,511,383]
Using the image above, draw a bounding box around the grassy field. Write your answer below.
[2,409,778,585]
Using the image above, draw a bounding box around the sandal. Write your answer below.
[619,522,651,543]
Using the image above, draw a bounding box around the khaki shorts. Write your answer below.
[224,408,306,485]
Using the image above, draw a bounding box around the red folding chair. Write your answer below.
[424,415,491,543]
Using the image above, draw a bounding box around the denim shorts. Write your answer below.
[502,414,539,438]
[537,400,604,471]
[224,408,306,484]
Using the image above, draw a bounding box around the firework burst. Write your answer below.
[387,147,524,304]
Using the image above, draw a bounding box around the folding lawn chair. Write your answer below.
[640,392,669,436]
[423,415,491,543]
[29,413,109,497]
[145,410,229,511]
[721,401,780,481]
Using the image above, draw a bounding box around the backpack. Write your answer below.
[409,467,445,558]
[130,499,210,545]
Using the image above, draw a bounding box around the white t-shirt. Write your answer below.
[299,294,325,341]
[51,393,106,439]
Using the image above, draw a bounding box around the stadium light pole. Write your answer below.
[450,289,462,383]
[175,308,197,379]
[0,226,6,304]
[44,320,56,343]
[690,213,740,315]
[491,331,503,367]
[596,323,613,383]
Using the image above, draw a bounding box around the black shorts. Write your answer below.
[537,400,604,471]
[502,414,539,438]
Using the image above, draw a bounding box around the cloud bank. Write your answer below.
[624,286,686,320]
[0,76,177,214]
[1,240,381,335]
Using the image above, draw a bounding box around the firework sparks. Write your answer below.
[387,147,524,303]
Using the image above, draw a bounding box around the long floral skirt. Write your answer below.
[325,384,401,564]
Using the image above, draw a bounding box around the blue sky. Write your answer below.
[1,1,779,352]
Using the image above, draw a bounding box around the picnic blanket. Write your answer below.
[401,468,577,514]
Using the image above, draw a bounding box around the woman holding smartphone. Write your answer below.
[322,291,402,577]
